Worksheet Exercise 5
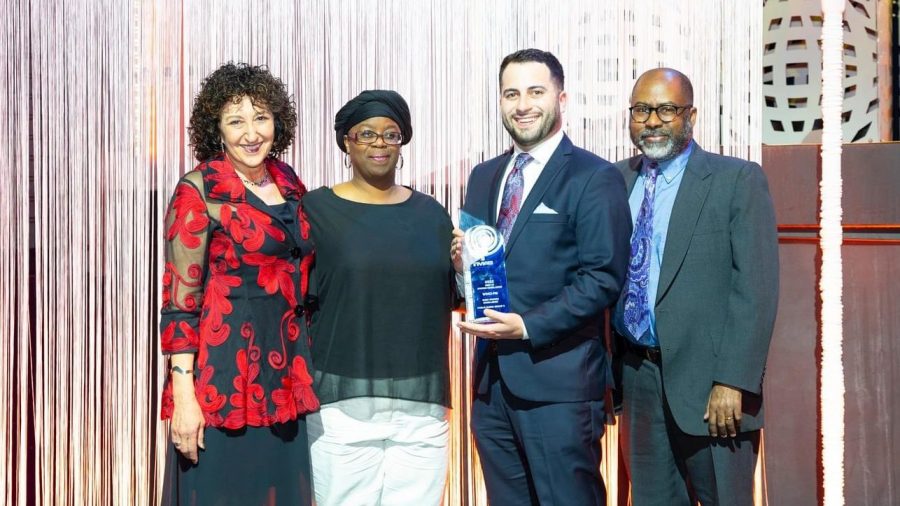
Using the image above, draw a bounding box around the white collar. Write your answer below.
[511,128,565,165]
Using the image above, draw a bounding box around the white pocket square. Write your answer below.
[533,203,558,214]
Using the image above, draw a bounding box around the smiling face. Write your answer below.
[499,61,566,150]
[343,116,402,181]
[628,70,697,162]
[219,95,275,173]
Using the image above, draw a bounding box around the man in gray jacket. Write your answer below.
[613,68,779,506]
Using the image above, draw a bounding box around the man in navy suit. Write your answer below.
[452,49,631,505]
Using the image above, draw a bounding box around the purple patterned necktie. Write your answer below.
[623,162,659,342]
[496,152,533,243]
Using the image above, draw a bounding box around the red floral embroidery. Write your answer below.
[243,253,297,305]
[197,259,241,367]
[165,184,209,248]
[271,356,319,423]
[240,321,263,364]
[195,365,227,427]
[268,159,305,199]
[290,357,319,412]
[161,320,200,354]
[266,307,304,371]
[297,200,311,241]
[220,204,285,252]
[160,382,174,420]
[158,364,227,427]
[223,349,270,429]
[162,271,172,307]
[205,159,247,202]
[297,201,314,305]
[162,261,203,313]
[209,234,240,270]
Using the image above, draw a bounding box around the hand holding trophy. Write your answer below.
[459,212,510,323]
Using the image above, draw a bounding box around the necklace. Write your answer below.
[237,170,271,187]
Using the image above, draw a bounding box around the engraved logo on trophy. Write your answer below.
[462,225,510,323]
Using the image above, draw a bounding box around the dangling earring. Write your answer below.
[397,153,404,170]
[221,141,226,154]
[343,153,351,169]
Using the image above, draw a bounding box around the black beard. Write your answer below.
[502,107,561,149]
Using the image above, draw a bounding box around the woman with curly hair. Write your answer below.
[159,62,318,505]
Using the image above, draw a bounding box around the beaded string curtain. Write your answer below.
[819,0,846,504]
[0,0,761,504]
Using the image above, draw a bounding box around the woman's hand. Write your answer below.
[171,386,205,463]
[451,228,465,273]
[170,365,205,464]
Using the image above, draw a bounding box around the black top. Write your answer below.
[303,187,455,407]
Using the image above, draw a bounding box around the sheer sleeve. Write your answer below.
[159,174,210,355]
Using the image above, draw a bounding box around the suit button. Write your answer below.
[290,247,301,258]
[294,305,304,317]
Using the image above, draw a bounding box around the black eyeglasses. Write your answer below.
[629,104,692,123]
[346,130,403,146]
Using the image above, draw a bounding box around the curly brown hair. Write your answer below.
[189,62,297,161]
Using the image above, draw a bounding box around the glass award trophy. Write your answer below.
[460,212,510,323]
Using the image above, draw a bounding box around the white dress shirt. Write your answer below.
[494,128,566,220]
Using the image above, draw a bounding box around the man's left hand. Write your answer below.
[704,383,742,438]
[457,309,526,340]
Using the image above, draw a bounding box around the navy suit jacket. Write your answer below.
[462,135,632,403]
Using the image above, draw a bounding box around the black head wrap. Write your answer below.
[334,90,412,153]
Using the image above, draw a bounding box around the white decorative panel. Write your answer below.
[763,0,881,143]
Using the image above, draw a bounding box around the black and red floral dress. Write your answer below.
[159,154,319,503]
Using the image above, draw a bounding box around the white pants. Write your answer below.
[307,397,449,506]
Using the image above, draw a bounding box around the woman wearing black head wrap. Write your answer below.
[303,90,456,505]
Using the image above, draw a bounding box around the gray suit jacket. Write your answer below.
[614,144,779,435]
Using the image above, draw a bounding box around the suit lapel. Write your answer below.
[656,147,713,303]
[504,136,572,254]
[488,151,514,227]
[623,156,642,196]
